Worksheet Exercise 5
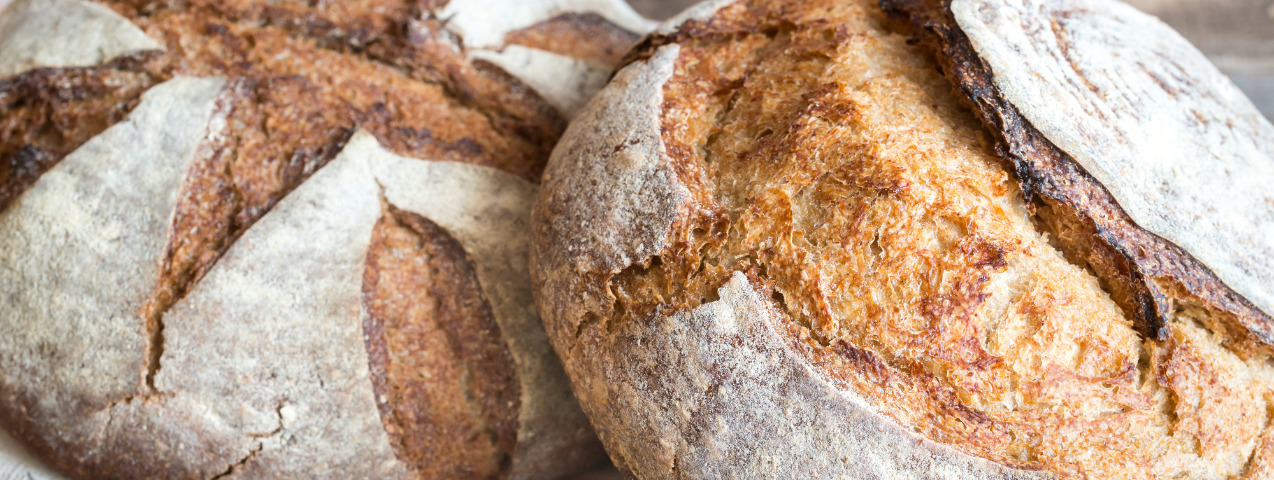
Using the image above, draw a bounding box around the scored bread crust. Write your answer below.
[531,45,1044,473]
[0,0,648,478]
[532,0,1274,478]
[533,22,1039,480]
[881,0,1274,348]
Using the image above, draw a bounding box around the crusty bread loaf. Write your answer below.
[0,0,650,478]
[530,0,1274,478]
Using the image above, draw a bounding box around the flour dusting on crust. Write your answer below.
[470,46,610,118]
[952,0,1274,316]
[0,0,161,79]
[578,272,1048,479]
[437,0,651,119]
[532,44,686,333]
[157,131,590,478]
[153,131,410,478]
[372,134,599,480]
[0,76,227,477]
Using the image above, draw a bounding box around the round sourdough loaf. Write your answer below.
[0,0,651,478]
[531,0,1274,478]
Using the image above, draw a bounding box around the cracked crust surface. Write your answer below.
[532,0,1274,478]
[0,0,644,478]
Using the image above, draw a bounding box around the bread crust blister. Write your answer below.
[531,0,1274,478]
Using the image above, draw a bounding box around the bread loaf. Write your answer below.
[0,0,649,478]
[530,0,1274,478]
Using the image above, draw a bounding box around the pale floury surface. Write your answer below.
[953,0,1274,318]
[0,0,650,478]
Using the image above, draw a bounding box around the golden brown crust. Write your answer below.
[641,1,1123,470]
[879,0,1274,347]
[0,57,160,211]
[534,0,1274,478]
[364,206,521,479]
[505,13,642,68]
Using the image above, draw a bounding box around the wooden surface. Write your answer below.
[628,0,1274,119]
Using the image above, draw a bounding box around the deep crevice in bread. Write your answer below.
[1029,199,1160,337]
[207,443,262,480]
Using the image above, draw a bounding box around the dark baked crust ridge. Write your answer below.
[504,13,642,67]
[0,55,161,212]
[5,0,568,343]
[364,206,521,479]
[878,0,1274,351]
[372,146,607,480]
